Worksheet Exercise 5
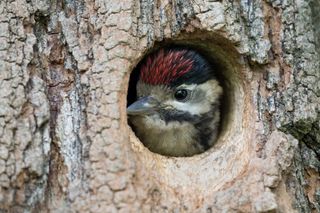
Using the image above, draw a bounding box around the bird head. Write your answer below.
[127,47,223,156]
[128,47,222,121]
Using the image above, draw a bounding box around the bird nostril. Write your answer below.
[146,96,159,105]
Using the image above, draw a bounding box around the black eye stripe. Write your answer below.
[159,108,201,123]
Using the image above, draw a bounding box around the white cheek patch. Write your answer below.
[163,83,207,115]
[167,101,211,115]
[164,80,222,115]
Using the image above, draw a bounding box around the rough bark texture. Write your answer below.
[0,0,319,212]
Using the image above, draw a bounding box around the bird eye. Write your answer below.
[174,89,190,102]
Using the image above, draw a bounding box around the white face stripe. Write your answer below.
[176,84,197,90]
[164,80,222,115]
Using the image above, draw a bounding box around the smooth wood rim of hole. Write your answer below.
[125,34,254,193]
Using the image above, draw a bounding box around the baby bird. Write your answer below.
[127,47,223,157]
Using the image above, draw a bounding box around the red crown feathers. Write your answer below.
[140,49,193,85]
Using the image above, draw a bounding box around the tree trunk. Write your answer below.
[0,0,319,212]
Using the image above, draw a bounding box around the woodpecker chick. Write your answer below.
[127,47,223,157]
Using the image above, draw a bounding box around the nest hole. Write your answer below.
[127,35,244,157]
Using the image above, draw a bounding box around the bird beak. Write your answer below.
[127,96,159,115]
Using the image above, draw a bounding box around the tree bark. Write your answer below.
[0,0,319,212]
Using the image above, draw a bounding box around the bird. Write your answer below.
[127,47,223,157]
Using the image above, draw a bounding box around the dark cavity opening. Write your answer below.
[127,40,234,157]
